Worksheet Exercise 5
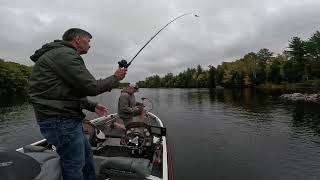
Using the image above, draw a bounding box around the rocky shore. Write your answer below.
[279,93,320,103]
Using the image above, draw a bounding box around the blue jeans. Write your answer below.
[38,117,97,180]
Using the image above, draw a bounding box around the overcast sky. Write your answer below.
[1,0,320,83]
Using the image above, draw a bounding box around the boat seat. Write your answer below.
[23,145,62,180]
[99,156,152,178]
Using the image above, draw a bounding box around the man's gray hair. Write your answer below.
[62,28,92,41]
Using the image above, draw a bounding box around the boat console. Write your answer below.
[92,116,167,178]
[119,121,166,159]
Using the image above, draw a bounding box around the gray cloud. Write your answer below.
[1,0,320,82]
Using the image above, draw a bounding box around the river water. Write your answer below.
[0,88,319,180]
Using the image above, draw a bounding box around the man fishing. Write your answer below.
[111,84,144,130]
[29,28,127,180]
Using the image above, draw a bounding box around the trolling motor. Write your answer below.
[117,13,199,68]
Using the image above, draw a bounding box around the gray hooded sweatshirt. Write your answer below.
[117,88,142,123]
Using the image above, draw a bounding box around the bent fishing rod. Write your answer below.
[118,13,199,68]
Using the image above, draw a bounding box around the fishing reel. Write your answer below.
[118,59,131,68]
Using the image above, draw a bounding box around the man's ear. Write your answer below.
[73,36,81,44]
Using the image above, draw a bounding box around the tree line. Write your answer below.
[137,31,320,89]
[0,59,32,96]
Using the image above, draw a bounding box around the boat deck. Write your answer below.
[92,114,164,179]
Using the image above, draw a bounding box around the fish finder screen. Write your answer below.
[150,126,166,136]
[151,126,161,135]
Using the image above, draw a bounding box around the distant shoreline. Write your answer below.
[255,82,320,93]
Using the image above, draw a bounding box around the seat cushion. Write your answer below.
[23,145,62,180]
[99,157,151,178]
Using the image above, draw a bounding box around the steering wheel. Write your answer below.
[124,132,145,149]
[123,122,152,150]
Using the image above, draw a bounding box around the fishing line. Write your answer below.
[118,13,199,68]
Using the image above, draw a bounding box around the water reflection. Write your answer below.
[1,89,320,179]
[291,103,320,135]
[218,89,272,113]
[167,93,173,106]
[203,88,320,136]
[0,102,41,150]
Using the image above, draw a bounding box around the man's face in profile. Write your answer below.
[76,35,91,55]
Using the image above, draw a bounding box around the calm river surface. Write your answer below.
[1,89,320,180]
